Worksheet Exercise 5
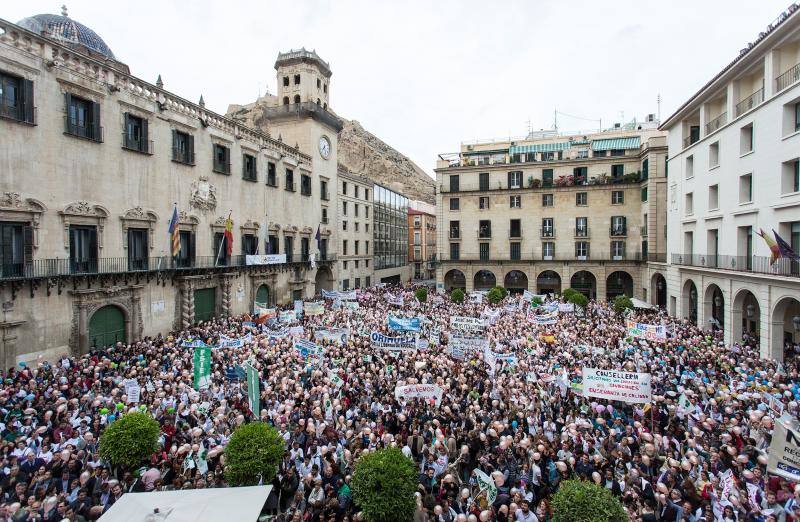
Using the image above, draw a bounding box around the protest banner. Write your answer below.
[322,289,358,300]
[447,344,465,361]
[387,316,421,332]
[265,327,290,339]
[469,292,484,304]
[473,468,498,504]
[345,301,360,310]
[581,368,652,404]
[288,326,304,337]
[328,370,344,389]
[294,300,304,317]
[450,316,485,331]
[530,311,558,325]
[767,417,800,481]
[315,328,350,345]
[625,320,667,341]
[394,384,444,406]
[557,303,575,313]
[294,339,322,359]
[245,254,286,265]
[370,331,419,351]
[279,310,296,323]
[192,345,212,390]
[246,363,260,418]
[386,294,404,306]
[448,332,490,354]
[522,290,533,302]
[429,327,441,346]
[481,308,501,325]
[217,333,252,350]
[123,379,140,404]
[304,301,325,316]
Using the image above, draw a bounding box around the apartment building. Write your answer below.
[373,184,410,285]
[435,125,667,299]
[337,170,373,290]
[661,4,800,360]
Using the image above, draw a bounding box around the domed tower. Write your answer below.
[275,48,331,109]
[17,10,116,62]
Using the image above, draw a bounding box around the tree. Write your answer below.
[567,292,589,309]
[450,288,465,304]
[613,295,634,314]
[351,447,417,522]
[532,296,543,306]
[486,286,507,304]
[552,479,627,522]
[225,422,285,486]
[562,288,578,300]
[98,412,160,469]
[414,288,428,303]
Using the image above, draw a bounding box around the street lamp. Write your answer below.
[746,303,755,318]
[714,295,722,308]
[657,279,664,291]
[793,315,800,332]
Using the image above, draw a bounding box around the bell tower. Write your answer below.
[275,48,332,109]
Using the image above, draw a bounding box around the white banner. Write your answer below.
[370,331,419,351]
[469,292,484,304]
[582,368,652,404]
[279,310,297,323]
[450,316,485,331]
[123,379,140,404]
[557,303,575,312]
[626,320,667,341]
[767,417,800,482]
[394,384,444,406]
[314,328,350,345]
[245,254,287,265]
[448,332,489,354]
[481,308,501,325]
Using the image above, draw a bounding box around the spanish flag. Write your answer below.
[756,228,779,265]
[224,213,233,256]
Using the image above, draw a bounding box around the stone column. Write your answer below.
[78,304,88,354]
[221,276,232,317]
[131,295,142,342]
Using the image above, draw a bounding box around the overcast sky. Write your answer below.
[4,1,791,177]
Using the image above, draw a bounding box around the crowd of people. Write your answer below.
[0,284,798,522]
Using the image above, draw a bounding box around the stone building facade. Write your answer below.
[337,170,374,290]
[0,14,340,366]
[408,201,437,281]
[435,126,668,300]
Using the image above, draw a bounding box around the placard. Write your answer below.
[304,301,325,316]
[626,320,667,341]
[394,384,444,406]
[245,254,287,265]
[388,316,421,332]
[370,331,418,351]
[767,417,800,481]
[581,368,652,404]
[450,316,485,331]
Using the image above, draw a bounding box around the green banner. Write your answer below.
[246,363,260,418]
[192,345,212,390]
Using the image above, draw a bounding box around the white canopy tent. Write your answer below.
[631,297,655,310]
[99,485,272,522]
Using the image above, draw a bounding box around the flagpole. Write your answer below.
[215,210,231,267]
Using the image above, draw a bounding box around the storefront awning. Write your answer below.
[590,136,641,151]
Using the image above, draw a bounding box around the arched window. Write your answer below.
[282,96,289,105]
[316,98,320,105]
[294,95,301,104]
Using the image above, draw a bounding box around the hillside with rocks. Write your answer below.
[226,97,435,204]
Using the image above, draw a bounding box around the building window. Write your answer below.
[573,167,588,185]
[293,95,300,104]
[575,241,589,259]
[364,188,369,201]
[267,162,277,186]
[342,220,347,231]
[213,233,230,266]
[365,207,369,219]
[686,155,694,178]
[795,102,800,132]
[450,242,460,260]
[449,175,460,192]
[479,220,491,238]
[542,169,554,187]
[709,141,719,168]
[576,192,587,206]
[449,220,460,239]
[740,123,754,154]
[611,190,624,204]
[542,194,554,207]
[342,182,348,195]
[282,96,289,105]
[510,242,521,260]
[355,240,360,255]
[354,204,359,217]
[321,207,328,224]
[479,172,490,191]
[321,180,329,200]
[177,231,195,267]
[127,228,149,271]
[242,233,258,255]
[709,184,719,210]
[65,93,102,142]
[171,130,194,165]
[285,169,295,191]
[365,240,369,254]
[510,195,521,208]
[478,243,490,260]
[0,222,29,277]
[343,201,348,216]
[541,218,554,238]
[301,174,312,196]
[611,216,627,236]
[611,164,624,178]
[301,237,310,259]
[611,240,626,260]
[641,158,649,180]
[542,242,555,260]
[355,277,361,289]
[576,217,588,237]
[294,74,301,85]
[342,239,348,256]
[285,236,294,262]
[354,186,359,198]
[122,113,150,154]
[450,198,460,210]
[510,219,521,238]
[243,154,257,181]
[479,196,490,210]
[355,222,359,232]
[508,171,522,189]
[213,144,231,174]
[641,187,648,202]
[342,260,348,270]
[739,173,752,203]
[283,76,289,87]
[342,279,349,290]
[782,159,800,194]
[685,192,694,215]
[0,72,34,124]
[355,260,359,269]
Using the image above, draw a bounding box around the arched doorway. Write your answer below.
[443,269,466,292]
[733,289,760,342]
[315,267,334,295]
[606,271,633,300]
[772,297,800,361]
[536,270,561,294]
[504,270,528,294]
[705,284,725,331]
[473,269,496,291]
[570,271,596,299]
[683,279,698,324]
[651,273,667,308]
[255,284,270,307]
[89,305,126,349]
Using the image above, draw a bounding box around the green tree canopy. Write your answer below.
[552,479,628,522]
[224,422,285,486]
[99,412,160,469]
[351,447,417,522]
[450,288,465,304]
[486,286,508,304]
[613,295,634,314]
[414,288,428,303]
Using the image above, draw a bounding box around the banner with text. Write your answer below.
[448,332,490,354]
[245,254,287,265]
[767,417,800,481]
[314,328,350,345]
[582,368,652,404]
[394,384,444,406]
[388,316,421,332]
[370,331,419,351]
[304,301,325,316]
[192,345,212,390]
[450,316,485,331]
[625,320,667,341]
[246,363,260,418]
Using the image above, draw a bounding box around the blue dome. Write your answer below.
[17,13,115,60]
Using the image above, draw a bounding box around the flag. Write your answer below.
[192,345,212,390]
[246,363,260,418]
[756,229,780,265]
[315,224,321,249]
[224,214,233,256]
[168,205,180,257]
[773,229,800,261]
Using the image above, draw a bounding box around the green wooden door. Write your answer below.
[255,284,269,307]
[194,288,216,323]
[88,306,126,349]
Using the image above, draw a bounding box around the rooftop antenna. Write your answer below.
[657,94,662,121]
[61,4,68,17]
[525,118,531,136]
[553,109,558,132]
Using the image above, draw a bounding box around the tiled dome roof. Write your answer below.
[17,13,115,60]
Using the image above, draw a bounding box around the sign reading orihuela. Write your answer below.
[581,368,652,404]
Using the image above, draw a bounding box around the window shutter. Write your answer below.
[187,134,194,164]
[507,172,512,188]
[89,228,98,271]
[171,129,177,159]
[64,92,72,132]
[23,79,34,123]
[142,118,149,152]
[22,225,34,270]
[91,102,101,141]
[188,233,196,263]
